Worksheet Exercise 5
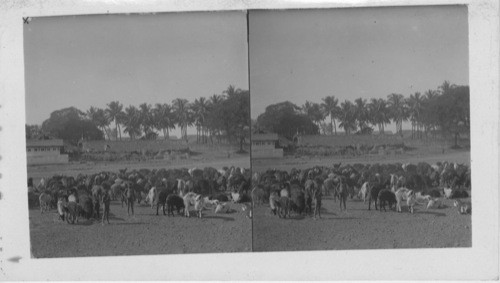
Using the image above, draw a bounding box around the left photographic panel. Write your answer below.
[24,12,251,258]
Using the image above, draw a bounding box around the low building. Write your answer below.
[26,139,69,165]
[251,132,283,158]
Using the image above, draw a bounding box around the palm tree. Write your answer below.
[407,92,424,139]
[90,108,111,140]
[387,93,408,135]
[320,96,340,135]
[192,97,209,143]
[369,98,390,134]
[105,101,124,140]
[354,98,371,134]
[302,101,324,133]
[123,105,141,140]
[139,103,156,139]
[438,80,455,95]
[172,98,192,142]
[207,94,224,143]
[338,100,357,135]
[422,89,440,138]
[223,85,241,98]
[153,103,175,140]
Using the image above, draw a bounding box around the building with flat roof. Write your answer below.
[26,139,69,165]
[251,132,283,158]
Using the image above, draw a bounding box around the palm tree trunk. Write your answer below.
[330,116,333,136]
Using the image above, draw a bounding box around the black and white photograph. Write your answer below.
[23,11,251,257]
[250,6,472,252]
[0,0,498,280]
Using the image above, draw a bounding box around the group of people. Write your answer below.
[55,189,112,225]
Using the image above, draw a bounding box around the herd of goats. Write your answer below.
[28,161,472,224]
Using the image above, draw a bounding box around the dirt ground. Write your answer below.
[252,150,471,252]
[27,154,251,258]
[30,200,252,258]
[253,195,471,251]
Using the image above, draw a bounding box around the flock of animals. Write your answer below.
[28,166,252,224]
[28,161,471,225]
[251,161,471,218]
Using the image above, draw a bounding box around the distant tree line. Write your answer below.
[26,85,250,151]
[255,81,469,147]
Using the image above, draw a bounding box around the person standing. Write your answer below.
[101,190,111,225]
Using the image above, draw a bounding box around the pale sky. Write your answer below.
[249,6,469,127]
[24,11,248,137]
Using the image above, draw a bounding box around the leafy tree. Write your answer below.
[219,89,250,152]
[41,107,103,144]
[434,84,469,147]
[256,101,318,140]
[25,124,43,139]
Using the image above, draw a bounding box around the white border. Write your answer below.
[0,0,498,280]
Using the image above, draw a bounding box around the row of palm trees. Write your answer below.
[86,85,245,143]
[302,81,465,138]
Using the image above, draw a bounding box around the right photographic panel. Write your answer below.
[249,6,470,252]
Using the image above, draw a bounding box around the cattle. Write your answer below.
[367,183,384,211]
[395,187,410,213]
[406,190,417,214]
[453,199,471,215]
[165,194,185,216]
[377,189,396,212]
[426,197,442,209]
[214,202,230,214]
[269,192,280,216]
[359,182,370,203]
[66,201,79,224]
[78,195,93,220]
[183,192,205,218]
[290,185,305,216]
[154,187,172,216]
[39,192,52,213]
[278,196,290,218]
[251,186,266,207]
[57,197,67,221]
[146,186,157,209]
[210,193,229,202]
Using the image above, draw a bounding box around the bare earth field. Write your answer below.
[27,152,251,258]
[253,195,471,251]
[30,200,252,258]
[253,150,471,251]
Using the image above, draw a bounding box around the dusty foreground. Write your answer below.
[253,195,471,251]
[30,201,252,258]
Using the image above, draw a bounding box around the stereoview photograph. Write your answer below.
[24,11,251,257]
[249,6,471,252]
